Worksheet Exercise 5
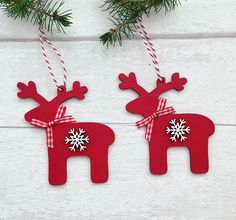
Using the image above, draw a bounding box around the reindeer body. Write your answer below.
[119,72,215,174]
[17,81,115,185]
[49,122,115,185]
[149,113,214,174]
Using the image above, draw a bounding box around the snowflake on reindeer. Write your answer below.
[166,119,190,142]
[65,128,90,152]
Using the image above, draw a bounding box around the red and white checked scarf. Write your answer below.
[136,98,175,141]
[31,105,76,148]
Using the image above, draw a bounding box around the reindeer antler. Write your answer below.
[153,72,187,96]
[118,72,148,96]
[17,81,48,104]
[72,81,88,100]
[171,72,187,91]
[52,81,88,105]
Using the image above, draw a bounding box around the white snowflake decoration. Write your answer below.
[166,119,190,142]
[65,128,90,152]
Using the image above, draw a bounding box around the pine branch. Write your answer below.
[0,0,72,33]
[100,0,181,47]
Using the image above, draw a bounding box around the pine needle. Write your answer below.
[0,0,72,33]
[100,0,181,47]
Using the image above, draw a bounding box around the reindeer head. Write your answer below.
[118,72,187,117]
[17,81,88,123]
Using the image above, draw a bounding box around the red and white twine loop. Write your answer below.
[31,105,76,148]
[39,26,68,90]
[136,18,164,82]
[136,98,175,141]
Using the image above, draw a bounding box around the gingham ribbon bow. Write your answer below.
[136,98,175,141]
[31,105,76,148]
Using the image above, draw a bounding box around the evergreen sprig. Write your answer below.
[0,0,72,32]
[100,0,181,47]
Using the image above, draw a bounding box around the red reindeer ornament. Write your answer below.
[118,72,215,174]
[17,81,115,185]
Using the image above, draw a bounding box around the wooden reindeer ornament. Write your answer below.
[118,72,215,174]
[17,81,115,185]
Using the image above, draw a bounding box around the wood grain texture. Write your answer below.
[0,126,235,220]
[0,0,236,219]
[0,0,236,39]
[0,39,235,126]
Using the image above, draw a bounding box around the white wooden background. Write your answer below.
[0,0,236,219]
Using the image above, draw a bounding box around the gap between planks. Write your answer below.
[0,32,236,42]
[0,123,235,129]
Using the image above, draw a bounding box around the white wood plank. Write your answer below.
[0,125,235,219]
[1,1,236,219]
[0,0,236,39]
[0,39,235,126]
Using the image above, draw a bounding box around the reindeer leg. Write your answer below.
[90,149,109,183]
[48,151,67,185]
[189,140,209,174]
[149,138,168,175]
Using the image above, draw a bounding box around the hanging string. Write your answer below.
[136,18,164,82]
[38,26,67,89]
